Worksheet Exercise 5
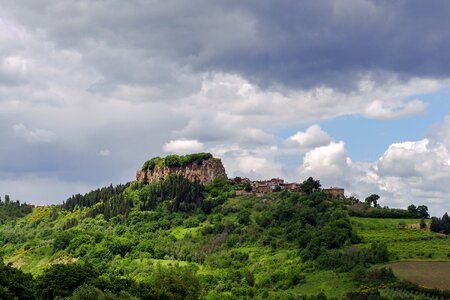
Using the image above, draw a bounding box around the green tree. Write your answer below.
[365,194,380,207]
[300,177,321,195]
[0,260,36,300]
[420,218,427,230]
[67,284,136,300]
[243,181,252,192]
[370,242,389,263]
[417,205,429,218]
[237,209,251,225]
[407,204,418,215]
[35,263,99,299]
[136,265,202,300]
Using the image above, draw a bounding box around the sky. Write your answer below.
[1,0,450,216]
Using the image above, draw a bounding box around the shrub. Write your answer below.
[137,265,201,300]
[0,260,36,300]
[35,263,99,299]
[141,153,214,170]
[53,231,76,252]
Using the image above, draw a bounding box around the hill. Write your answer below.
[0,154,449,299]
[137,153,227,184]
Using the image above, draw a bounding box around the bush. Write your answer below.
[53,230,76,252]
[137,265,201,300]
[317,242,389,271]
[142,153,213,170]
[0,260,36,300]
[35,263,99,299]
[353,267,395,284]
[67,284,136,300]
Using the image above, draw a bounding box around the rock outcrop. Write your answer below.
[136,157,227,184]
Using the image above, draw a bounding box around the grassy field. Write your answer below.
[294,270,357,297]
[350,217,450,260]
[388,261,450,290]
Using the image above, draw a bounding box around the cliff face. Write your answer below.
[136,158,227,184]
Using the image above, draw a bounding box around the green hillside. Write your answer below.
[0,171,449,299]
[351,217,450,260]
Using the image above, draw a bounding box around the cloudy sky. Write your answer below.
[1,0,450,215]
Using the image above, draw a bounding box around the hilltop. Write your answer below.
[0,154,449,299]
[137,153,227,184]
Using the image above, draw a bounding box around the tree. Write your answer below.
[300,177,321,195]
[348,196,360,205]
[420,218,427,230]
[370,242,389,263]
[430,217,441,232]
[407,204,428,218]
[35,263,99,299]
[137,265,201,300]
[443,212,450,223]
[243,181,252,192]
[417,205,429,219]
[67,284,135,300]
[430,213,450,234]
[365,194,380,207]
[0,260,36,299]
[53,231,75,252]
[407,204,417,215]
[237,209,251,225]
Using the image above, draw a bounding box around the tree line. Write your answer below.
[0,260,201,300]
[138,173,206,213]
[63,184,130,211]
[348,195,429,219]
[62,174,207,220]
[141,153,213,171]
[430,212,450,234]
[0,195,33,223]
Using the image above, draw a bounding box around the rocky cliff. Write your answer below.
[136,156,227,184]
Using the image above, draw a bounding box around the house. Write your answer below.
[283,182,300,191]
[324,187,345,198]
[250,178,300,194]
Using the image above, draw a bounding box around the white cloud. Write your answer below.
[209,144,282,180]
[163,139,205,154]
[372,138,450,212]
[13,123,55,143]
[284,125,332,153]
[172,73,448,143]
[363,99,426,119]
[0,56,29,85]
[377,139,436,177]
[277,125,450,216]
[239,128,274,145]
[300,141,352,185]
[98,149,111,157]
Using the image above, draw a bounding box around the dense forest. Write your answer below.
[0,195,33,223]
[0,172,448,299]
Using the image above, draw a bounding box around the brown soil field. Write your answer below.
[388,261,450,290]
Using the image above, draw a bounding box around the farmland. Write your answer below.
[388,261,450,290]
[350,217,450,260]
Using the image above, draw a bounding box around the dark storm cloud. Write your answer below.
[3,0,450,90]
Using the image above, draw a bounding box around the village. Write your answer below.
[137,154,346,199]
[234,177,345,198]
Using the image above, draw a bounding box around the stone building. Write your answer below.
[250,178,300,194]
[324,187,345,198]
